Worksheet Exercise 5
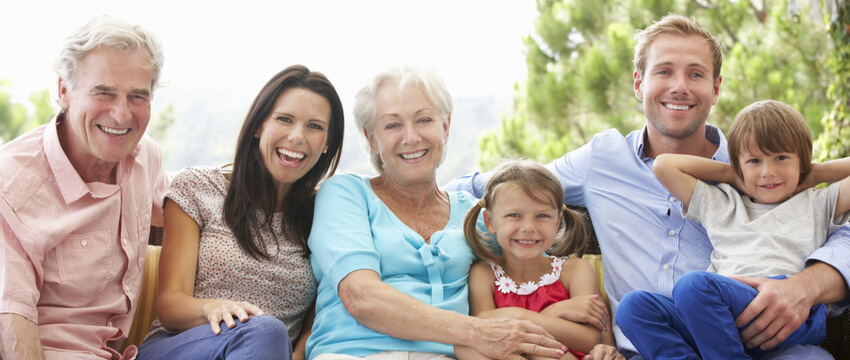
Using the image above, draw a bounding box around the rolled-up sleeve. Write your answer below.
[442,171,487,199]
[808,223,850,313]
[309,175,382,293]
[0,214,41,323]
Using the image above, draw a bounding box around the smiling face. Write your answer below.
[256,87,330,194]
[635,34,722,142]
[738,148,801,204]
[367,84,450,185]
[484,184,561,263]
[57,47,154,181]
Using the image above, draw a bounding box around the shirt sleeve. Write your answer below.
[805,181,850,313]
[442,171,487,199]
[308,175,382,293]
[545,141,592,207]
[682,181,737,223]
[808,218,850,313]
[151,142,170,219]
[165,168,208,229]
[0,214,40,323]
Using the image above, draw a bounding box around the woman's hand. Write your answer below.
[471,317,567,360]
[201,299,264,334]
[539,295,609,331]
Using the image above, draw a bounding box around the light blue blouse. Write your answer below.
[306,174,476,359]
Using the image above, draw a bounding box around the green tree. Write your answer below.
[0,80,54,146]
[478,0,835,170]
[815,1,850,161]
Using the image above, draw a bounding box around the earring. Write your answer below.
[322,149,328,154]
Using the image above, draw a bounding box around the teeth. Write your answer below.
[277,148,305,160]
[517,240,537,245]
[401,150,426,159]
[665,103,690,111]
[99,125,129,135]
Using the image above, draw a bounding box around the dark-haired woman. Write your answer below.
[137,65,344,360]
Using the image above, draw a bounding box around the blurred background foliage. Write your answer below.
[478,0,850,170]
[2,1,848,174]
[0,79,53,146]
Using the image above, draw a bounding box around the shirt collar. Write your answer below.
[44,113,138,202]
[634,124,729,162]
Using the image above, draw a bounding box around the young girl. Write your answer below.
[617,99,850,360]
[457,159,610,360]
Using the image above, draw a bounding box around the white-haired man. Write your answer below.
[0,15,169,360]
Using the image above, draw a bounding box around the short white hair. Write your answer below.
[353,66,453,173]
[53,15,164,93]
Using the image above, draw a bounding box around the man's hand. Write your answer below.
[584,344,625,360]
[730,275,812,350]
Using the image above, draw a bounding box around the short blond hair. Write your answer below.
[727,100,812,182]
[634,14,724,81]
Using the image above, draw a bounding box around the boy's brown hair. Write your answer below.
[727,100,812,182]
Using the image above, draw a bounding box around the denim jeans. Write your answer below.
[137,315,292,360]
[617,271,827,360]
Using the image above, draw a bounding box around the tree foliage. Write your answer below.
[0,80,54,146]
[478,0,837,170]
[815,0,850,161]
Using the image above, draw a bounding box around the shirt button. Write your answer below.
[663,264,670,270]
[146,213,150,220]
[81,240,88,247]
[669,196,676,202]
[122,238,128,245]
[124,286,130,293]
[108,321,113,327]
[668,230,675,236]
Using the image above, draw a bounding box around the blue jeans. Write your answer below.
[137,315,292,360]
[617,271,827,360]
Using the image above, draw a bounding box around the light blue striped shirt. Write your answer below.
[444,125,850,353]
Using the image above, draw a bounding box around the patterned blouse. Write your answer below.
[144,167,317,342]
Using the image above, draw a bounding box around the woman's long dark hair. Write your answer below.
[224,65,344,259]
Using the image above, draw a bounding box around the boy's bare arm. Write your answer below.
[816,158,850,218]
[801,157,850,186]
[653,154,738,207]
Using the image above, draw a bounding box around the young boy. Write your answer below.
[616,100,850,360]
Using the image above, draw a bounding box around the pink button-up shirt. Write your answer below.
[0,115,168,360]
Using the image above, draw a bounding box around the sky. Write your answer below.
[0,0,538,179]
[1,0,536,104]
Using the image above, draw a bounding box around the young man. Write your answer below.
[445,14,849,360]
[0,16,169,360]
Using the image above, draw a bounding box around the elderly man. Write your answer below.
[0,16,168,360]
[446,14,849,360]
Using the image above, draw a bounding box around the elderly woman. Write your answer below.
[306,67,567,360]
